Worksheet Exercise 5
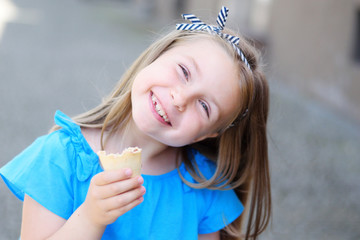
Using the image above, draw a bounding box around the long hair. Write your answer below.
[51,29,271,240]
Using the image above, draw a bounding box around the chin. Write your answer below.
[154,135,193,148]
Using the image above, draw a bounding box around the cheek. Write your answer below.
[180,113,207,139]
[133,70,150,90]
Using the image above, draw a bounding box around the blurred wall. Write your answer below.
[269,0,360,122]
[132,0,253,32]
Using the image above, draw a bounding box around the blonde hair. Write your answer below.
[51,29,271,240]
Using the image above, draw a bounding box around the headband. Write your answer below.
[176,6,251,71]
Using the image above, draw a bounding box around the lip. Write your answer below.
[149,92,172,126]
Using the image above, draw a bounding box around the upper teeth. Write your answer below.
[152,94,169,123]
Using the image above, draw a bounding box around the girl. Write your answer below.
[0,6,271,240]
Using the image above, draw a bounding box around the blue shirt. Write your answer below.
[0,111,243,239]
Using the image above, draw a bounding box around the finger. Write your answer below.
[108,196,144,218]
[104,186,146,212]
[100,176,144,199]
[92,168,133,186]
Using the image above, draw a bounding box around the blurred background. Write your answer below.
[0,0,359,239]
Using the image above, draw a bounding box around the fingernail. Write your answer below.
[137,177,144,184]
[125,169,132,176]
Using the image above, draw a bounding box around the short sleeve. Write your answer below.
[198,188,244,234]
[190,150,244,234]
[0,131,75,220]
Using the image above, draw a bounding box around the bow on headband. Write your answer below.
[176,6,251,71]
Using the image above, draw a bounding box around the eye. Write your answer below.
[199,100,210,118]
[179,64,189,81]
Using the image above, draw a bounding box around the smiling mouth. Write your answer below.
[151,93,171,125]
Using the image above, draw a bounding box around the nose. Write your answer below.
[170,86,190,112]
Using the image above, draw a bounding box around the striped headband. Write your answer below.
[176,6,251,71]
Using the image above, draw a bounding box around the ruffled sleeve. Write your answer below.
[0,111,99,220]
[54,111,98,182]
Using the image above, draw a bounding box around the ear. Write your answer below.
[192,132,219,143]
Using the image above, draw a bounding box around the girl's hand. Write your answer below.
[82,168,145,228]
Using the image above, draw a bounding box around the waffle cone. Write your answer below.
[97,147,142,177]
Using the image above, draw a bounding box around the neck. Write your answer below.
[103,119,179,175]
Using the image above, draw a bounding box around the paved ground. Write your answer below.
[0,0,359,239]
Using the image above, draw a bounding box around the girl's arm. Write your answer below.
[21,195,104,240]
[198,231,220,240]
[21,195,67,239]
[20,169,145,240]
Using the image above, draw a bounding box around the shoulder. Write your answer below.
[0,111,100,219]
[185,149,244,234]
[53,110,85,146]
[52,110,98,157]
[28,111,86,164]
[13,111,99,180]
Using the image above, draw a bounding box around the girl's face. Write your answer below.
[131,38,241,147]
